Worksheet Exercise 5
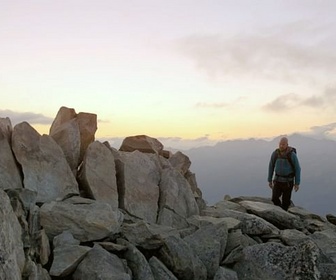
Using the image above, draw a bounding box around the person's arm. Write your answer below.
[292,153,301,191]
[268,152,275,187]
[292,153,301,185]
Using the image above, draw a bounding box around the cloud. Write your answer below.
[0,109,53,125]
[300,122,336,140]
[176,21,336,83]
[262,86,336,112]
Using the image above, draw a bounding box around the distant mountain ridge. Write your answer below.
[185,134,336,216]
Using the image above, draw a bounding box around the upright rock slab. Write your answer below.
[158,168,199,229]
[118,150,160,223]
[49,106,97,173]
[0,118,23,191]
[78,141,118,208]
[12,122,79,203]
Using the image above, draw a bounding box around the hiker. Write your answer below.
[268,137,301,211]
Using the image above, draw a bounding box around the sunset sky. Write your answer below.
[1,0,336,149]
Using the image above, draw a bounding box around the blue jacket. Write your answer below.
[268,147,301,185]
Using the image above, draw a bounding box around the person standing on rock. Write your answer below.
[268,136,301,211]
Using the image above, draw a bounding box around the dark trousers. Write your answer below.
[272,181,293,211]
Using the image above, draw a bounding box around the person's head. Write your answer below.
[279,137,288,152]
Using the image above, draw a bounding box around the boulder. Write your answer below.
[78,141,118,208]
[73,244,131,280]
[184,222,228,279]
[168,151,191,175]
[49,245,91,277]
[23,259,51,280]
[0,118,23,191]
[158,168,199,229]
[121,220,179,250]
[158,235,207,280]
[234,240,323,280]
[117,151,160,223]
[149,256,178,280]
[213,266,238,280]
[310,229,336,263]
[0,117,12,142]
[119,134,164,154]
[238,200,304,230]
[40,196,123,242]
[118,239,155,280]
[12,122,79,203]
[49,106,97,170]
[0,189,25,280]
[76,111,97,162]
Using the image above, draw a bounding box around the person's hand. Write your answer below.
[268,182,273,189]
[294,184,299,192]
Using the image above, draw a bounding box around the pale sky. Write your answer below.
[1,0,336,149]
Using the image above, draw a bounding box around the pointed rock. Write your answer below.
[0,117,12,142]
[168,151,191,175]
[149,256,178,280]
[73,244,131,280]
[50,116,80,175]
[76,111,97,162]
[78,141,118,208]
[53,231,80,248]
[50,245,91,277]
[12,122,79,203]
[118,239,155,280]
[49,107,97,173]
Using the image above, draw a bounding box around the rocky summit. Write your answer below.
[1,107,336,280]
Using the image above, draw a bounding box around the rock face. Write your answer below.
[1,107,336,280]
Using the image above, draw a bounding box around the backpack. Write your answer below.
[273,147,296,174]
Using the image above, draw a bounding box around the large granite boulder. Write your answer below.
[12,122,79,203]
[119,134,164,154]
[49,106,97,172]
[78,141,118,208]
[158,168,199,229]
[117,150,161,223]
[40,196,123,242]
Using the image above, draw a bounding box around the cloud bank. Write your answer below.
[0,109,53,126]
[262,86,336,112]
[177,21,336,84]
